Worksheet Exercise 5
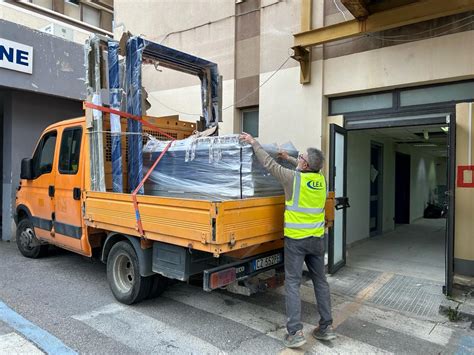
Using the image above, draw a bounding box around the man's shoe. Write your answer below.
[283,330,306,348]
[312,325,336,341]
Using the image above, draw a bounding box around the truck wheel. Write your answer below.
[16,219,48,258]
[147,274,168,299]
[107,241,152,305]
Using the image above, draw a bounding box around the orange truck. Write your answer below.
[15,35,335,304]
[14,112,334,304]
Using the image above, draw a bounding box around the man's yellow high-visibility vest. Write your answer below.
[284,172,326,239]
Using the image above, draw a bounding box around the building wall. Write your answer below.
[114,0,236,132]
[0,19,86,101]
[1,91,83,241]
[0,2,91,44]
[454,103,474,277]
[323,30,474,96]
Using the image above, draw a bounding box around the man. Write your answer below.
[239,132,335,348]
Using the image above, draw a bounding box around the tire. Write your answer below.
[147,274,168,299]
[16,218,48,258]
[106,241,152,305]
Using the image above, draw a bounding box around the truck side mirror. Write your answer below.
[20,158,34,180]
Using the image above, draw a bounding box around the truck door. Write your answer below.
[53,126,85,253]
[24,130,58,241]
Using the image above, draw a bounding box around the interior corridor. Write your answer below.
[347,218,445,283]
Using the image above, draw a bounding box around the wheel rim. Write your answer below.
[113,253,134,293]
[20,227,36,251]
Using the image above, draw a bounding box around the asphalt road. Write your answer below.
[0,241,472,354]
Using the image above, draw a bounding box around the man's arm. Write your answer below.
[278,151,298,167]
[240,133,294,188]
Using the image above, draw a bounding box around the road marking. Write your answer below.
[333,272,395,327]
[0,332,43,354]
[0,301,76,355]
[165,284,388,354]
[354,304,453,346]
[292,282,453,347]
[73,303,223,354]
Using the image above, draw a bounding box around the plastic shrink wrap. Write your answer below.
[142,135,298,200]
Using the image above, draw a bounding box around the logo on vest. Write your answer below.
[307,180,324,190]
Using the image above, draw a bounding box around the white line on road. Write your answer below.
[165,284,389,354]
[73,303,223,355]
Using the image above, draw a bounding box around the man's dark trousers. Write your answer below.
[284,235,333,334]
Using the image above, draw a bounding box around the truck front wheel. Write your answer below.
[16,218,48,258]
[107,241,152,304]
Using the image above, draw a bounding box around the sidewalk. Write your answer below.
[0,300,76,354]
[439,288,474,329]
[0,320,43,354]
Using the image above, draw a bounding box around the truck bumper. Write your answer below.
[203,248,284,292]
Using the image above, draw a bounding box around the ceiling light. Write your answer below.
[423,130,429,140]
[441,126,449,132]
[413,143,437,147]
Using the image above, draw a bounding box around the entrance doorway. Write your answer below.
[327,118,453,289]
[325,121,453,316]
[344,124,449,283]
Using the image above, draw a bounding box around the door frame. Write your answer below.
[328,112,455,293]
[328,123,347,274]
[445,113,456,295]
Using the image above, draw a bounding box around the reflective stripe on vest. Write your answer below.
[284,172,326,239]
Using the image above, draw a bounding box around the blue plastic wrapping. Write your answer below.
[121,36,221,193]
[142,135,298,200]
[126,36,145,193]
[108,41,123,193]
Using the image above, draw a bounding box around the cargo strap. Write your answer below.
[83,101,177,238]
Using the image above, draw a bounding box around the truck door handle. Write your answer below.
[48,185,55,197]
[73,187,81,200]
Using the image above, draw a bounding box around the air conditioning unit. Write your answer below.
[40,23,74,41]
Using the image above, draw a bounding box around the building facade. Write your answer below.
[0,0,114,241]
[114,0,474,290]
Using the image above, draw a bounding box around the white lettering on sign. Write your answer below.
[0,38,33,74]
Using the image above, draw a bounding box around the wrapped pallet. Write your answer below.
[142,134,298,200]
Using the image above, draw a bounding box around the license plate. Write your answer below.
[253,253,282,271]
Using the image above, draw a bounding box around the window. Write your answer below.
[82,4,101,27]
[59,127,82,174]
[242,109,259,138]
[330,92,393,115]
[400,81,474,107]
[65,0,80,5]
[32,0,53,10]
[32,131,57,178]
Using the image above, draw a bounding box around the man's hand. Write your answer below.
[277,150,289,160]
[239,132,256,145]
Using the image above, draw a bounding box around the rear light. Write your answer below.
[209,268,236,289]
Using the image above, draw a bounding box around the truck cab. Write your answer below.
[16,117,88,258]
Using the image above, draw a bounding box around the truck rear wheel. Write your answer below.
[148,274,168,299]
[107,241,152,304]
[16,218,48,258]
